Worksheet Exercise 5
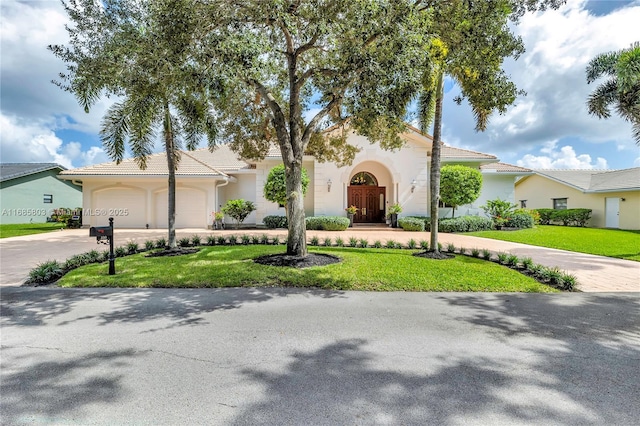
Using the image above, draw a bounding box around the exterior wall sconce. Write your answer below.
[327,178,332,192]
[411,179,417,193]
[621,198,626,202]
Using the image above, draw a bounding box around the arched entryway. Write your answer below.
[347,171,386,223]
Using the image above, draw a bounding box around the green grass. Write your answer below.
[0,222,65,238]
[466,226,640,261]
[58,245,556,292]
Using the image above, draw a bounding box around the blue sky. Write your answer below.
[1,0,639,170]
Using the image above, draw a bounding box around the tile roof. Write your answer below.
[441,145,498,161]
[0,163,65,182]
[480,162,533,174]
[532,168,640,192]
[60,145,251,177]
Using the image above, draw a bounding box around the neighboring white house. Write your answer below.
[515,168,640,230]
[59,127,531,229]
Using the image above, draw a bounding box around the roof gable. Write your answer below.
[522,168,640,192]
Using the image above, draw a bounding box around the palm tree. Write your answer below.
[418,1,523,256]
[586,42,640,144]
[51,0,218,249]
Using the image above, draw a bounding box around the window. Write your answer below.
[350,171,378,186]
[519,200,527,208]
[553,198,567,210]
[43,194,53,204]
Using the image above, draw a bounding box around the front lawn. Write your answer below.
[57,246,556,292]
[0,222,65,239]
[466,226,640,261]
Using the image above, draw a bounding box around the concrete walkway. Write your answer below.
[1,227,638,292]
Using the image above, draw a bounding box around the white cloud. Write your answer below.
[442,0,640,166]
[0,113,108,168]
[517,141,608,169]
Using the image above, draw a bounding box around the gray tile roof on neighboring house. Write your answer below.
[59,145,253,177]
[532,168,640,192]
[480,162,533,174]
[0,163,65,182]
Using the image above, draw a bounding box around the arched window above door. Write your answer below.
[350,171,378,186]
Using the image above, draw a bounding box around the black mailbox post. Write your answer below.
[90,217,115,275]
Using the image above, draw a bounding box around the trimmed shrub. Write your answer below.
[115,246,127,257]
[305,216,350,231]
[438,216,493,233]
[506,213,534,229]
[28,260,64,284]
[263,215,287,229]
[515,208,540,225]
[535,208,592,227]
[398,217,425,232]
[86,249,101,263]
[536,208,555,225]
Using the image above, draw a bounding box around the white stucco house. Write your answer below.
[59,127,531,229]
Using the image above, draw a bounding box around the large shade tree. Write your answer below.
[198,1,434,257]
[49,0,219,249]
[586,41,640,144]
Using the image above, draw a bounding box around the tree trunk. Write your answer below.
[285,159,307,256]
[429,71,445,253]
[164,104,177,249]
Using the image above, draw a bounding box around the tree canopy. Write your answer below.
[264,165,309,208]
[440,165,483,218]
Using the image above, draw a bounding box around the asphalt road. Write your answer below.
[1,288,639,425]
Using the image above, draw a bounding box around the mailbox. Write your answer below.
[90,226,113,237]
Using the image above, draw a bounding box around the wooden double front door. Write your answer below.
[347,186,386,223]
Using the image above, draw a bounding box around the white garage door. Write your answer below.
[94,188,146,228]
[155,188,206,228]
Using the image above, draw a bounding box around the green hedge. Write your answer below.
[505,213,534,229]
[534,208,592,227]
[408,216,493,233]
[398,217,425,232]
[439,216,494,233]
[263,215,288,229]
[305,216,350,231]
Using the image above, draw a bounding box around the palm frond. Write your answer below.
[587,79,618,119]
[632,120,640,145]
[128,95,158,170]
[100,102,129,164]
[586,52,618,84]
[418,89,436,133]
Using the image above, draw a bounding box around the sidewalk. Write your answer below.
[1,227,638,292]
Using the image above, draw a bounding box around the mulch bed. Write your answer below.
[413,251,455,260]
[145,248,201,257]
[254,253,342,268]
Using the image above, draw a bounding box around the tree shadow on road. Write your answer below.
[0,348,140,425]
[231,295,640,425]
[1,287,344,332]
